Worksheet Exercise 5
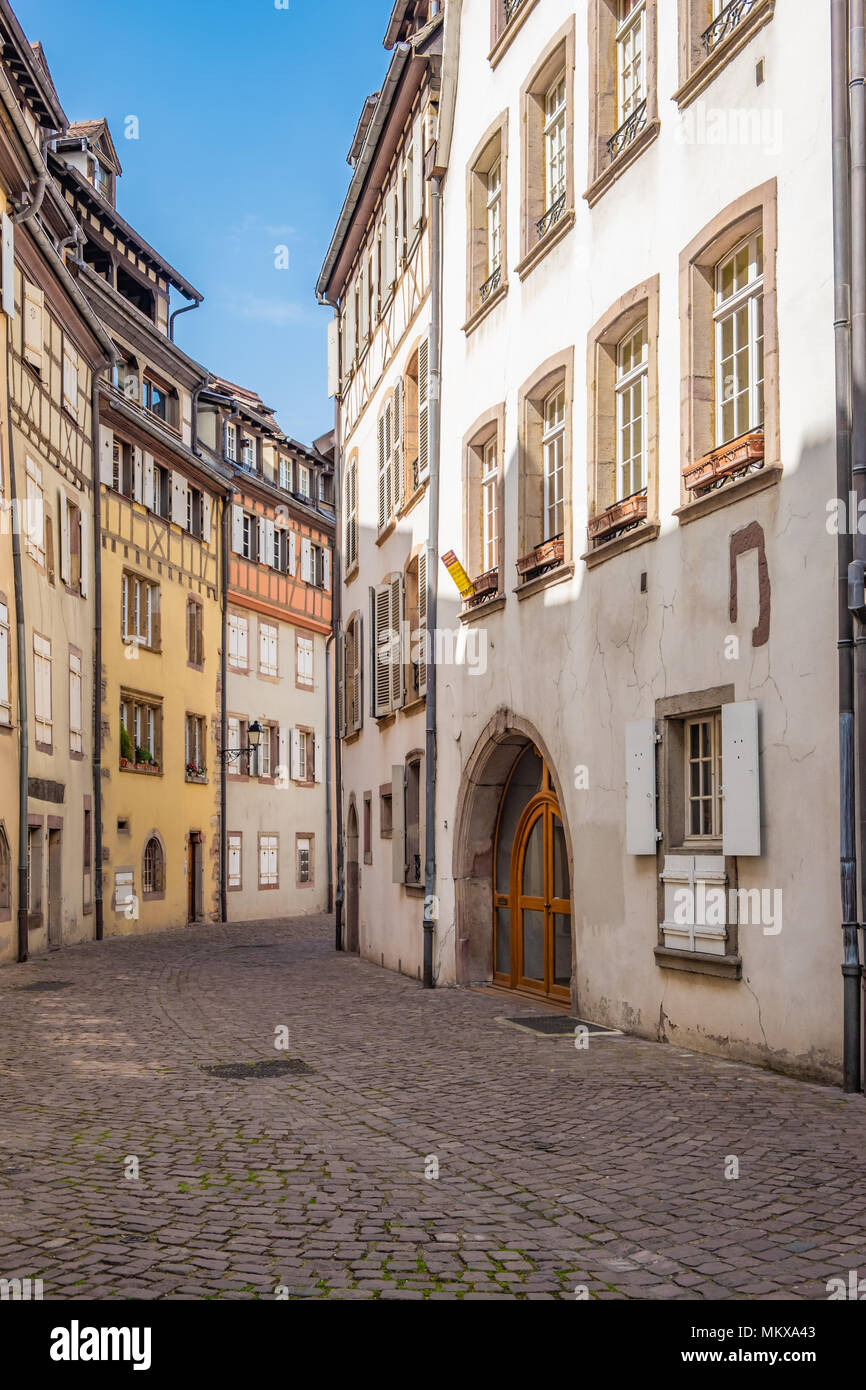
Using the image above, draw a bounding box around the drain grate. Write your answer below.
[503,1015,620,1037]
[17,981,73,993]
[201,1059,313,1080]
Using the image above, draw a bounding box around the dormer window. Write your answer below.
[297,464,311,499]
[226,424,237,463]
[241,435,255,470]
[279,458,292,491]
[142,375,178,430]
[87,155,113,202]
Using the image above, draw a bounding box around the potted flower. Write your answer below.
[120,723,133,769]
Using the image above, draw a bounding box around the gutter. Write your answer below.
[170,296,203,344]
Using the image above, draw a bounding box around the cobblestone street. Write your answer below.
[0,915,864,1301]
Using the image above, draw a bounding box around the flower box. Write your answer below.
[516,535,564,579]
[588,491,648,544]
[683,431,764,495]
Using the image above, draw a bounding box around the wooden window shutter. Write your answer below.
[291,728,302,781]
[58,492,70,584]
[625,720,659,855]
[352,614,363,732]
[390,573,404,711]
[202,493,212,544]
[417,549,427,698]
[63,343,79,419]
[722,701,761,857]
[23,281,43,370]
[418,336,430,479]
[143,454,155,511]
[393,381,404,509]
[301,537,313,583]
[132,449,144,504]
[314,734,323,784]
[336,629,347,739]
[374,584,392,718]
[288,531,297,576]
[392,763,406,884]
[377,414,387,531]
[412,120,424,228]
[172,472,188,527]
[79,509,89,598]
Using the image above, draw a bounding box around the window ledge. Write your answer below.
[460,593,506,624]
[674,0,776,110]
[488,0,541,67]
[674,463,782,526]
[345,560,360,586]
[375,713,397,731]
[401,695,426,717]
[582,521,659,570]
[463,280,509,336]
[654,945,742,980]
[398,477,429,518]
[516,208,576,282]
[404,883,426,898]
[584,120,661,209]
[185,774,208,785]
[515,562,574,601]
[376,517,397,547]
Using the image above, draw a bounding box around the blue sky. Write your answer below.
[16,0,393,446]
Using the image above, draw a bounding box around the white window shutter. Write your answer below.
[100,427,114,486]
[392,763,406,884]
[314,734,323,783]
[231,505,244,555]
[377,415,387,531]
[277,726,289,786]
[58,491,70,583]
[352,615,363,732]
[722,701,761,857]
[63,344,80,419]
[202,492,212,544]
[79,509,89,597]
[172,472,187,526]
[374,584,392,718]
[257,517,268,564]
[417,549,427,698]
[288,531,298,576]
[322,549,331,592]
[1,213,14,320]
[336,630,347,738]
[132,448,144,504]
[390,574,404,711]
[412,121,424,228]
[345,292,356,369]
[265,518,275,567]
[418,336,430,479]
[291,728,302,782]
[143,454,155,511]
[393,381,404,510]
[301,537,312,583]
[327,318,339,399]
[626,720,658,854]
[23,281,43,369]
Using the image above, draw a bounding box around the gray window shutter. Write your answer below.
[327,318,339,399]
[626,719,658,855]
[336,629,347,739]
[231,505,244,555]
[374,584,392,718]
[353,614,363,732]
[132,448,144,504]
[392,763,406,884]
[722,701,761,857]
[143,454,155,511]
[99,427,114,486]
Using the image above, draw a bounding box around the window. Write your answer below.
[373,575,404,718]
[339,614,362,737]
[24,456,44,563]
[241,435,254,470]
[380,786,393,838]
[151,463,170,518]
[676,0,773,108]
[481,440,500,574]
[491,0,541,56]
[405,757,423,888]
[297,464,310,499]
[542,387,565,542]
[68,651,83,755]
[228,833,242,890]
[714,233,764,447]
[279,457,292,491]
[0,600,10,725]
[143,837,165,895]
[259,622,278,677]
[464,411,505,590]
[226,423,237,462]
[519,23,575,271]
[227,716,241,777]
[113,354,139,401]
[685,713,723,840]
[229,613,249,669]
[297,634,314,689]
[186,486,204,539]
[112,440,133,498]
[273,525,286,573]
[587,1,658,204]
[33,633,52,747]
[142,376,177,428]
[59,496,85,593]
[466,118,508,325]
[185,714,207,777]
[517,350,573,582]
[403,340,429,490]
[345,453,358,572]
[241,513,255,560]
[120,693,162,767]
[616,320,648,500]
[122,573,160,650]
[257,725,273,780]
[297,836,313,886]
[292,728,315,783]
[258,834,279,889]
[0,825,9,915]
[363,794,372,865]
[187,599,204,667]
[62,341,80,420]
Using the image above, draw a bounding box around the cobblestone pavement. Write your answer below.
[0,914,864,1301]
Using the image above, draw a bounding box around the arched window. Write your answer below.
[143,836,165,895]
[0,825,10,911]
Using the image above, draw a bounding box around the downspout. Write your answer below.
[6,317,27,962]
[325,627,335,915]
[334,356,345,952]
[91,371,111,942]
[848,0,866,1089]
[169,296,202,343]
[834,0,862,1093]
[220,489,229,922]
[422,173,443,989]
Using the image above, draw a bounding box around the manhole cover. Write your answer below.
[17,981,73,993]
[201,1059,313,1080]
[502,1015,620,1037]
[119,1232,151,1244]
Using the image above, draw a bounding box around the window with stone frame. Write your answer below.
[586,0,659,206]
[517,350,573,585]
[518,19,576,276]
[675,0,775,108]
[143,836,165,896]
[489,0,542,64]
[344,451,359,573]
[465,114,509,328]
[714,232,764,448]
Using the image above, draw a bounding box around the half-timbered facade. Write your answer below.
[318,2,442,974]
[198,380,334,920]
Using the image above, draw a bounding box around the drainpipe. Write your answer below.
[220,490,229,922]
[834,0,862,1093]
[422,174,443,990]
[325,628,335,915]
[191,377,208,459]
[334,375,344,953]
[91,371,111,942]
[6,316,27,962]
[169,296,202,343]
[848,0,866,1089]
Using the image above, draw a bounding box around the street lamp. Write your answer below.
[218,720,264,766]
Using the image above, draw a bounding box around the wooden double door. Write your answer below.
[493,749,572,1002]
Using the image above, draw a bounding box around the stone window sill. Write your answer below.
[654,945,742,980]
[674,0,776,110]
[516,208,576,283]
[515,562,574,601]
[460,593,506,624]
[463,280,508,336]
[582,521,659,570]
[401,695,426,717]
[345,561,360,586]
[674,464,782,526]
[376,517,397,547]
[584,120,661,209]
[398,477,429,518]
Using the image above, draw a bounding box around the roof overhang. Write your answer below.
[0,1,66,131]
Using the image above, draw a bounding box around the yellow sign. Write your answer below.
[441,550,474,598]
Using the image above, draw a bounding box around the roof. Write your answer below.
[347,94,380,167]
[384,0,436,50]
[208,376,276,418]
[65,118,123,175]
[0,3,67,130]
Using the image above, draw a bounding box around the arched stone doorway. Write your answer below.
[346,802,360,955]
[453,713,574,1005]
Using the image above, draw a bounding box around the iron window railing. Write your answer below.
[608,98,648,160]
[537,192,566,241]
[702,0,759,56]
[479,265,502,305]
[504,0,526,23]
